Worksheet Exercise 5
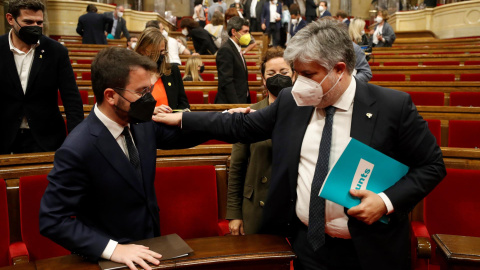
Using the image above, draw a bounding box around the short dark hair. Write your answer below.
[261,47,293,77]
[336,10,348,18]
[180,18,199,31]
[86,4,97,13]
[289,4,300,16]
[227,16,249,37]
[8,0,44,19]
[194,0,203,6]
[145,20,160,29]
[126,35,137,46]
[320,1,328,7]
[91,47,156,105]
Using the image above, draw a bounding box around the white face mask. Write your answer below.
[361,30,365,35]
[291,70,344,107]
[319,6,325,12]
[235,0,240,3]
[182,28,189,36]
[272,0,277,4]
[291,18,298,24]
[162,30,168,38]
[117,11,124,18]
[131,42,137,49]
[375,16,383,23]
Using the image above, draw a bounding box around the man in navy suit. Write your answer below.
[289,4,306,38]
[261,0,282,47]
[319,1,332,18]
[39,47,204,270]
[76,4,113,44]
[153,20,446,270]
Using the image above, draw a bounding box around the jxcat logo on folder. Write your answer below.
[350,159,374,191]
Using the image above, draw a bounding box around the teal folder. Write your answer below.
[319,138,409,223]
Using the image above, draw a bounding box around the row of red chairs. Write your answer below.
[369,61,480,66]
[406,91,480,107]
[426,119,480,148]
[0,166,228,266]
[373,51,480,56]
[371,73,480,81]
[73,72,259,82]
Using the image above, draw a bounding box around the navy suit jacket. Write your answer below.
[290,18,307,37]
[320,10,332,18]
[76,12,113,45]
[261,2,282,29]
[0,34,84,154]
[160,65,190,110]
[181,79,446,269]
[39,110,205,260]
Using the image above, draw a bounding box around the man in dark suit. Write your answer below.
[39,47,204,270]
[244,0,265,32]
[0,0,83,155]
[337,10,350,27]
[153,20,446,270]
[104,5,130,40]
[305,0,318,23]
[76,4,113,45]
[215,16,250,104]
[261,0,282,47]
[318,1,332,18]
[289,4,307,38]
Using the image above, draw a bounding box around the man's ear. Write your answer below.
[6,13,15,27]
[104,88,116,105]
[334,62,347,75]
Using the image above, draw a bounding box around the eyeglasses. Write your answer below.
[114,85,154,97]
[144,49,168,57]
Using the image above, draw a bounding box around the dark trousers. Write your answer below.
[249,18,261,33]
[268,23,280,47]
[306,15,317,23]
[291,220,362,270]
[8,129,43,154]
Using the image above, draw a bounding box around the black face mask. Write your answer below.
[14,18,42,45]
[199,65,205,73]
[116,92,157,123]
[266,74,293,97]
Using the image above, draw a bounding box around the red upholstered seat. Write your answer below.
[154,166,229,239]
[203,62,216,66]
[81,72,91,81]
[410,74,455,81]
[248,74,257,81]
[465,61,480,65]
[371,74,405,81]
[208,91,216,104]
[58,90,89,105]
[203,139,229,144]
[19,175,70,261]
[411,168,480,269]
[407,92,444,106]
[425,119,441,146]
[460,73,480,81]
[448,120,480,148]
[246,61,256,66]
[0,180,10,266]
[185,91,204,104]
[368,62,380,66]
[202,73,215,81]
[76,59,92,64]
[250,91,257,104]
[450,92,480,107]
[422,61,460,66]
[383,62,418,66]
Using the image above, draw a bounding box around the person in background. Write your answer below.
[104,5,130,40]
[336,10,350,27]
[289,4,306,38]
[230,0,245,17]
[261,0,282,47]
[349,18,368,46]
[135,27,190,113]
[208,0,228,21]
[244,0,265,32]
[280,4,290,47]
[204,11,224,48]
[318,1,331,18]
[370,10,396,47]
[193,0,207,28]
[126,36,137,50]
[305,0,318,23]
[183,55,205,81]
[2,0,84,154]
[76,4,113,45]
[180,18,217,55]
[222,10,257,54]
[227,47,296,235]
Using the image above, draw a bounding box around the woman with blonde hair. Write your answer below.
[204,11,224,48]
[135,27,190,113]
[349,18,368,46]
[183,56,205,81]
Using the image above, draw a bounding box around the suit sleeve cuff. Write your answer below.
[101,239,118,260]
[378,192,394,214]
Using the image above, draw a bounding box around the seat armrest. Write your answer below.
[411,221,432,258]
[217,219,230,236]
[9,241,29,265]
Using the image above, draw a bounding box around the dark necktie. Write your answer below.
[122,127,142,180]
[307,106,336,251]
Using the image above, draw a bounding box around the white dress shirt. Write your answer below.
[295,77,393,239]
[9,29,39,129]
[167,37,186,65]
[250,0,258,18]
[373,24,383,45]
[269,2,277,23]
[111,17,118,36]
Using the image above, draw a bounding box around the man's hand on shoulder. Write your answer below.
[152,112,183,126]
[347,189,387,225]
[110,244,162,270]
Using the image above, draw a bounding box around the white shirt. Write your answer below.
[9,29,39,129]
[94,104,136,259]
[269,2,277,23]
[373,24,383,45]
[250,0,258,18]
[111,17,118,36]
[295,77,393,239]
[167,37,186,65]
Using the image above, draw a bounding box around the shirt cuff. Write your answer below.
[101,239,118,260]
[378,192,394,214]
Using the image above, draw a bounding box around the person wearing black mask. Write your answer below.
[227,47,296,235]
[39,47,207,270]
[0,0,83,154]
[134,27,190,113]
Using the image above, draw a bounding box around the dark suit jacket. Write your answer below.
[290,18,307,37]
[305,0,317,17]
[320,10,332,18]
[215,39,250,104]
[181,79,446,269]
[39,110,205,260]
[160,65,190,110]
[244,0,265,20]
[104,11,130,39]
[0,34,84,154]
[189,27,217,55]
[76,12,113,45]
[261,2,282,29]
[370,22,396,47]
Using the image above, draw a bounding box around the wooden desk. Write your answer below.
[1,235,295,270]
[433,234,480,270]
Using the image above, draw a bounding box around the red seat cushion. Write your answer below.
[19,175,70,260]
[383,62,418,66]
[371,74,405,81]
[465,61,480,65]
[248,74,257,81]
[425,119,441,146]
[410,74,455,81]
[58,90,89,105]
[203,62,216,66]
[422,61,460,66]
[76,59,92,64]
[202,73,215,81]
[450,92,480,107]
[81,72,91,81]
[185,91,204,104]
[249,91,257,104]
[448,120,480,148]
[407,92,444,106]
[208,91,216,104]
[460,73,480,81]
[368,62,380,66]
[0,180,10,267]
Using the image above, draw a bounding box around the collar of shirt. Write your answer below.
[94,104,130,140]
[8,29,40,54]
[229,37,242,54]
[329,75,356,112]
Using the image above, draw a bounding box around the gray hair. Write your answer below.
[284,19,355,74]
[227,16,249,37]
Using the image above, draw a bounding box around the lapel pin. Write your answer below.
[168,82,171,86]
[366,113,373,118]
[41,50,44,53]
[39,55,42,59]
